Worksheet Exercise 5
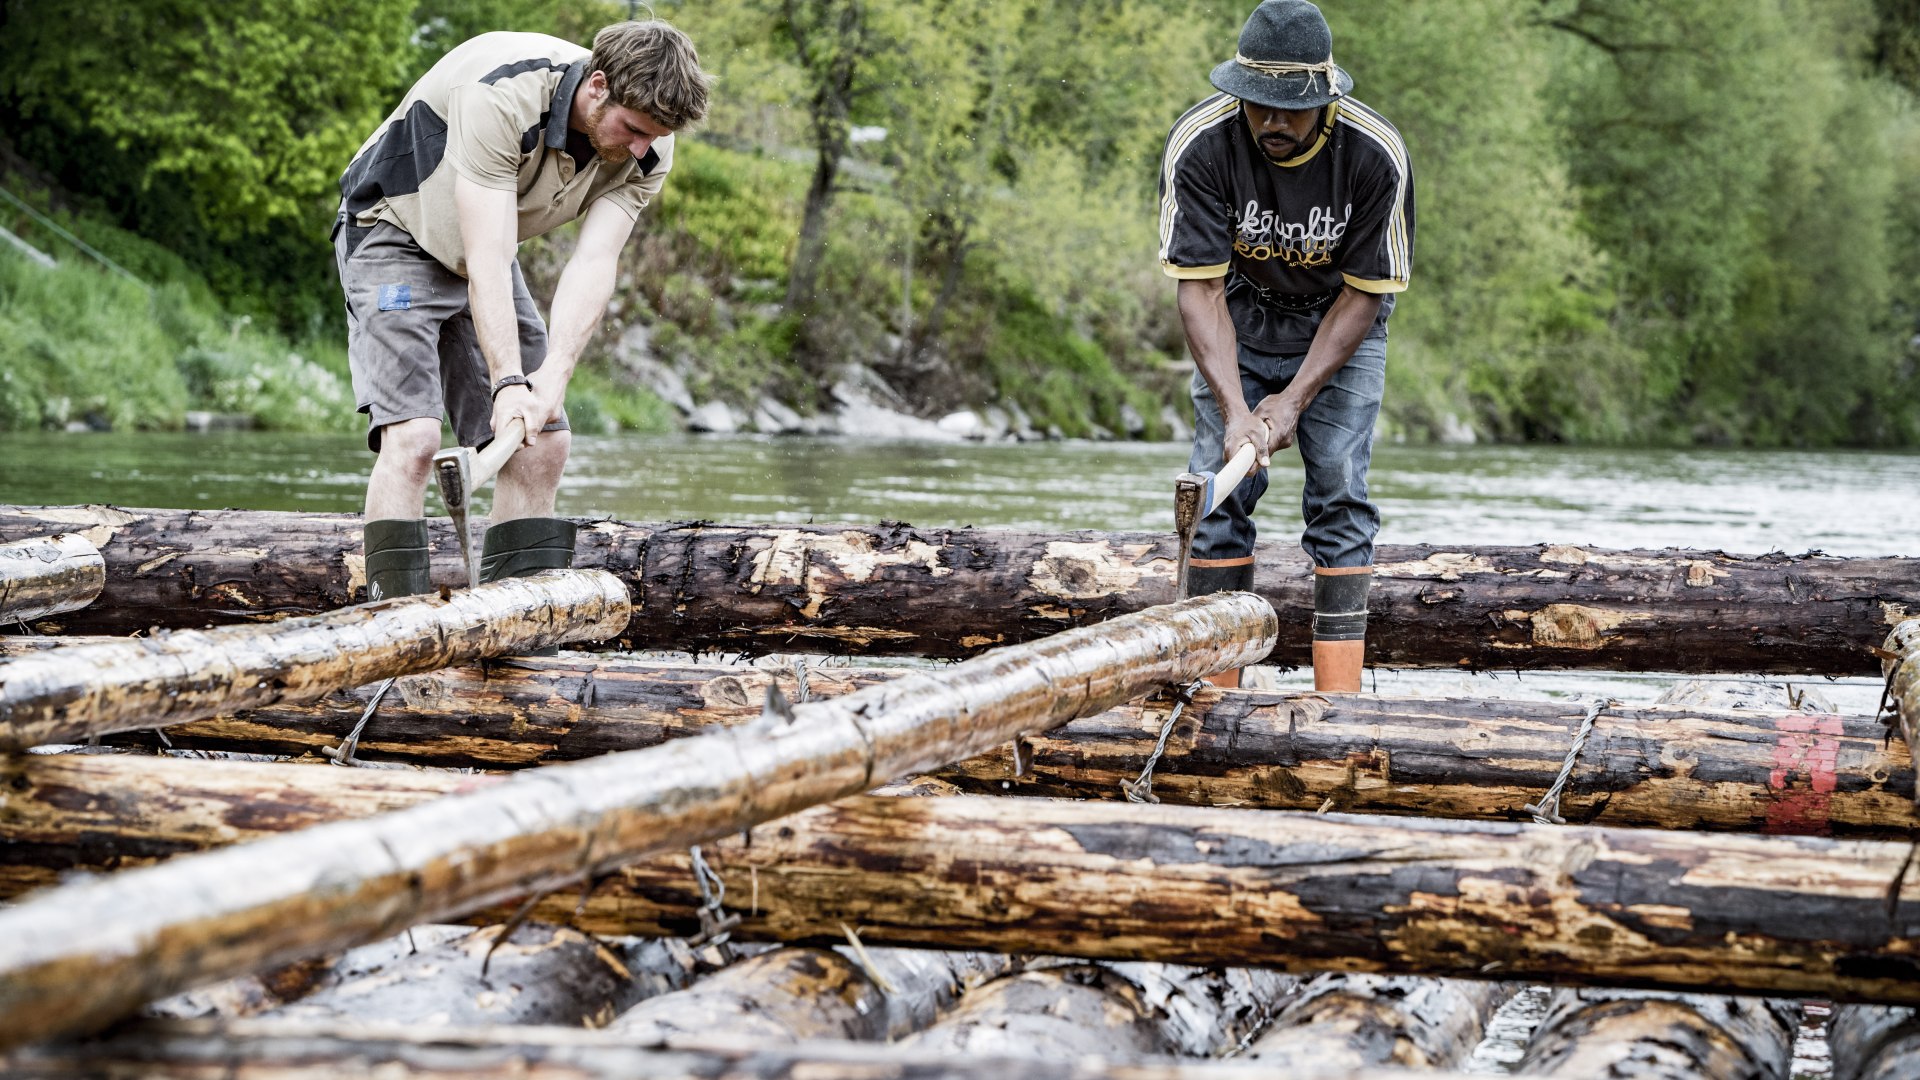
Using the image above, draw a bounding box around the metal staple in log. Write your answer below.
[0,569,633,750]
[0,592,1276,1049]
[0,533,103,625]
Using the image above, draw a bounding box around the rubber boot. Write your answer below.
[1312,566,1371,693]
[479,517,579,656]
[1187,558,1256,689]
[363,519,432,603]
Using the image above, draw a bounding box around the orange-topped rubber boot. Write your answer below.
[1312,566,1371,693]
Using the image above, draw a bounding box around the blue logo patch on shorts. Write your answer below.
[377,283,412,311]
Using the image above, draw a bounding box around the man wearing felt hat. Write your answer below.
[1159,0,1414,692]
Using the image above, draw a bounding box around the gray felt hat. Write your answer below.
[1209,0,1353,111]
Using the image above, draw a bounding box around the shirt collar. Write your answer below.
[544,59,588,150]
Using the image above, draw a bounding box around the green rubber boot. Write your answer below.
[479,517,579,655]
[363,519,432,603]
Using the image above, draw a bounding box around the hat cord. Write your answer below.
[1233,53,1342,95]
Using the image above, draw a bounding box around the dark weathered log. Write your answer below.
[1243,974,1512,1069]
[3,504,1915,673]
[1831,1004,1920,1080]
[610,946,1012,1044]
[0,593,1275,1049]
[0,534,103,623]
[0,570,632,750]
[1515,991,1800,1079]
[74,655,1915,838]
[268,923,697,1029]
[1885,620,1920,806]
[904,963,1294,1060]
[1,1019,1468,1079]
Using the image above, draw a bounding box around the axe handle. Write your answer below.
[471,416,528,491]
[1206,441,1260,518]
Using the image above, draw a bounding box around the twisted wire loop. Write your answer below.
[688,843,740,946]
[1523,699,1611,825]
[1122,680,1208,805]
[323,676,397,766]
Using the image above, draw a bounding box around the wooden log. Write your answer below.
[0,593,1275,1049]
[1243,974,1512,1070]
[4,504,1916,673]
[0,570,632,750]
[269,923,700,1029]
[1885,620,1920,806]
[1830,1004,1920,1080]
[1,1019,1470,1079]
[609,946,1014,1044]
[74,656,1913,838]
[903,963,1294,1060]
[0,534,103,624]
[1515,991,1800,1079]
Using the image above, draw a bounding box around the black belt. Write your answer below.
[1239,279,1341,314]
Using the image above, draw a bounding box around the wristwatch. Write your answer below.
[491,374,532,399]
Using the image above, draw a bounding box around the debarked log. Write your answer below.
[0,593,1275,1049]
[1,1020,1475,1080]
[1830,1004,1920,1080]
[1514,990,1799,1079]
[1243,974,1512,1070]
[1884,619,1920,806]
[3,504,1916,673]
[86,655,1916,838]
[609,946,1014,1044]
[0,570,632,750]
[0,534,103,623]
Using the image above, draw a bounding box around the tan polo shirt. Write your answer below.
[338,31,673,276]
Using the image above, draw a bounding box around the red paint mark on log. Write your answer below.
[1765,714,1843,835]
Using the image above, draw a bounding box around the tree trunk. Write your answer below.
[0,533,103,624]
[903,963,1295,1060]
[610,946,1013,1044]
[0,593,1275,1049]
[4,504,1914,672]
[1515,991,1800,1079]
[1830,1004,1920,1080]
[2,1018,1476,1079]
[0,570,632,750]
[69,657,1915,838]
[1244,974,1513,1070]
[268,923,702,1029]
[1884,620,1920,804]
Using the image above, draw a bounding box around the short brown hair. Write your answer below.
[590,20,711,131]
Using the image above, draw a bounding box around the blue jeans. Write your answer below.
[1187,337,1386,568]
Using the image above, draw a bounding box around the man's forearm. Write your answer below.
[1178,277,1246,419]
[540,250,620,387]
[467,265,524,385]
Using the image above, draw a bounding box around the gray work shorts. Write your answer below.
[334,220,568,453]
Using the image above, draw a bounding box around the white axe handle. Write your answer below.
[1203,441,1260,518]
[471,416,528,491]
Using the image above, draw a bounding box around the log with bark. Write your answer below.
[0,569,632,750]
[903,963,1294,1060]
[1514,991,1800,1079]
[266,922,705,1029]
[4,503,1915,673]
[609,946,1013,1044]
[0,534,103,624]
[1242,974,1512,1070]
[1,1019,1472,1080]
[75,655,1915,838]
[0,593,1275,1049]
[1885,619,1920,805]
[1830,1004,1920,1080]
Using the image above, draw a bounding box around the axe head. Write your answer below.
[432,446,480,589]
[1173,471,1207,599]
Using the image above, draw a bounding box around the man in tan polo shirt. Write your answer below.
[335,21,708,603]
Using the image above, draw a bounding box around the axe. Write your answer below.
[1173,440,1259,598]
[432,416,526,589]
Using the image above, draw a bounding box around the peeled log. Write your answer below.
[903,963,1294,1060]
[268,923,699,1029]
[0,534,103,623]
[3,504,1916,673]
[0,570,633,750]
[1830,1005,1920,1080]
[1515,991,1799,1079]
[1244,974,1512,1070]
[0,1019,1472,1079]
[75,655,1915,838]
[0,593,1275,1049]
[1885,620,1920,806]
[610,946,1013,1044]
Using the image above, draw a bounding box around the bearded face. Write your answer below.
[584,98,670,165]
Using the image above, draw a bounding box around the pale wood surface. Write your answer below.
[0,533,103,624]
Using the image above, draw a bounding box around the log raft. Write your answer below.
[1515,991,1800,1079]
[1244,974,1512,1070]
[3,503,1915,672]
[0,593,1276,1049]
[0,533,103,623]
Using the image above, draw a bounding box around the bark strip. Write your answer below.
[0,534,103,624]
[3,504,1914,673]
[0,593,1275,1049]
[1244,974,1512,1070]
[1,1019,1467,1079]
[0,570,633,750]
[1515,991,1800,1079]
